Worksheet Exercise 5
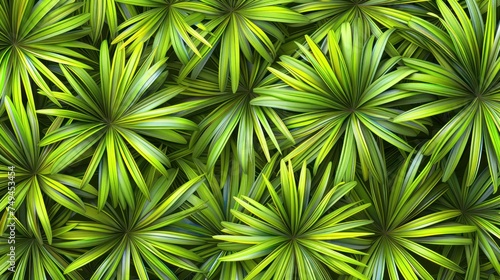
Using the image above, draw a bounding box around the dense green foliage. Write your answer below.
[0,0,500,279]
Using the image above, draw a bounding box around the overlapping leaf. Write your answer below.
[176,144,279,279]
[177,54,293,171]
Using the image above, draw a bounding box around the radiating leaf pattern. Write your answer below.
[0,0,499,279]
[436,168,500,279]
[395,0,500,190]
[36,41,198,210]
[289,0,425,51]
[177,0,309,93]
[0,97,95,244]
[0,207,86,279]
[177,54,293,170]
[253,21,426,182]
[215,160,372,279]
[345,152,476,279]
[0,0,93,112]
[175,144,279,279]
[58,169,205,280]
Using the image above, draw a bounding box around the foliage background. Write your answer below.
[0,0,500,279]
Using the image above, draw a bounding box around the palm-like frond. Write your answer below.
[175,145,279,279]
[178,54,293,170]
[37,41,198,210]
[253,21,427,182]
[84,0,119,42]
[346,152,476,279]
[111,0,212,63]
[435,168,500,279]
[215,160,372,280]
[58,169,205,280]
[177,0,309,93]
[0,0,92,111]
[291,0,425,45]
[0,206,85,280]
[0,97,95,244]
[394,0,500,190]
[0,0,496,278]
